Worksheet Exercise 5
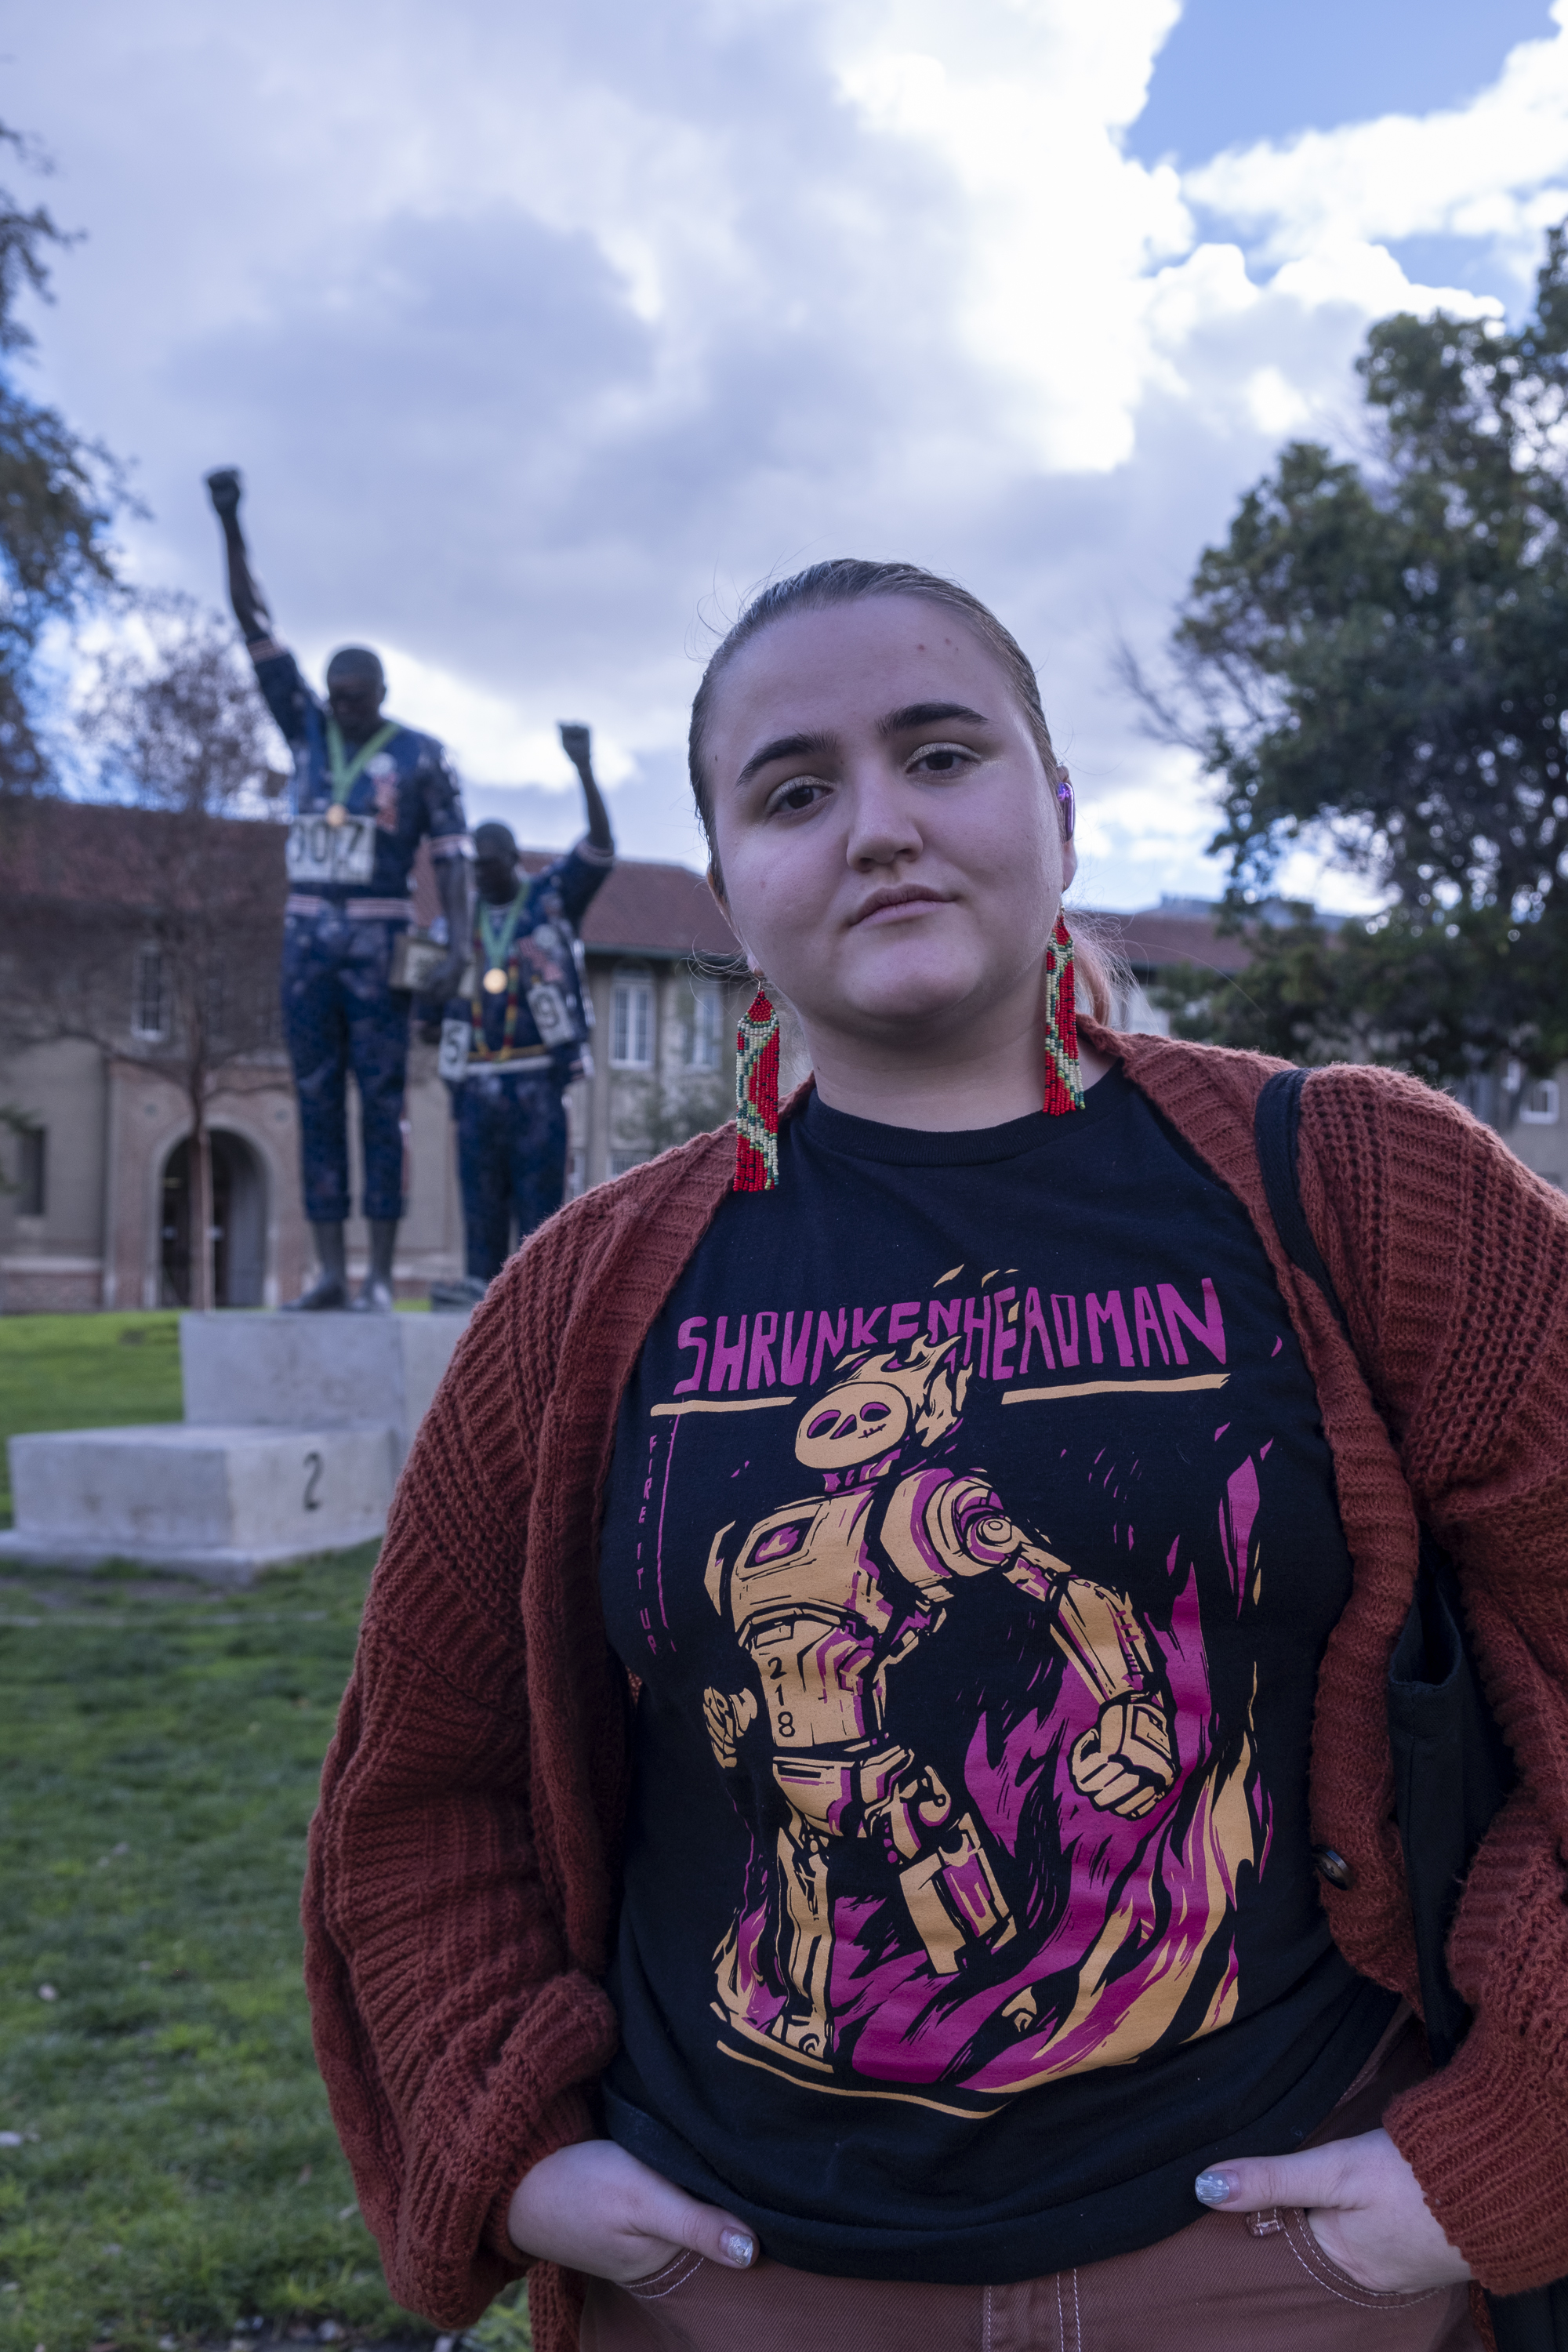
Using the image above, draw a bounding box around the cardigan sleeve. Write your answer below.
[301,1233,621,2328]
[1301,1069,1568,2293]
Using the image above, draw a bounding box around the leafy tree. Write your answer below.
[0,125,129,792]
[77,590,286,814]
[1136,222,1568,1079]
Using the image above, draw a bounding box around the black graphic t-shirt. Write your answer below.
[598,1072,1394,2283]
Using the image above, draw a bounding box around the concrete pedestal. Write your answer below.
[0,1422,397,1583]
[2,1308,470,1582]
[181,1312,465,1464]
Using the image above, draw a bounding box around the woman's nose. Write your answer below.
[843,768,923,867]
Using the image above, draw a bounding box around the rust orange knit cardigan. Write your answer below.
[303,1029,1568,2351]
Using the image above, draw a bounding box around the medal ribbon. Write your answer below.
[326,718,401,808]
[471,886,531,1058]
[478,885,529,976]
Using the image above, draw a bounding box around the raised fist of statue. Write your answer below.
[205,467,243,521]
[559,721,591,770]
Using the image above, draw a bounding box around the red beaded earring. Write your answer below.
[734,983,781,1192]
[1043,913,1085,1116]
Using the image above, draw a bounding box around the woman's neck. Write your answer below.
[804,1012,1113,1132]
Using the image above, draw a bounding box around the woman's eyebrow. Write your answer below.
[735,729,837,788]
[879,701,989,735]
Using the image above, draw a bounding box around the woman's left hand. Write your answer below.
[1195,2128,1472,2293]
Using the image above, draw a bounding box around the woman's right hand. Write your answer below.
[506,2139,757,2284]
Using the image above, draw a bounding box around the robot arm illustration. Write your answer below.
[1051,1579,1176,1820]
[880,1470,1177,1821]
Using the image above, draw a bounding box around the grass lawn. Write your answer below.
[0,1550,412,2352]
[0,1316,183,1529]
[0,1319,530,2352]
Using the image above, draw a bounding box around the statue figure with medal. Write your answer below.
[428,724,614,1301]
[205,467,471,1309]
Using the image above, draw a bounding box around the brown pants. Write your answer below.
[579,2013,1480,2351]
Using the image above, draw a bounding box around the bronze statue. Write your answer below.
[205,467,470,1310]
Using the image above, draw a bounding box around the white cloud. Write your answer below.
[12,0,1568,909]
[1185,0,1568,281]
[834,0,1192,470]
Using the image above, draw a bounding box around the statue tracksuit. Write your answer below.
[254,648,469,1225]
[442,842,611,1280]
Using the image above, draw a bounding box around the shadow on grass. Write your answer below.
[0,1541,502,2352]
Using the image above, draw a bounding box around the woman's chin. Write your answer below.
[807,969,997,1040]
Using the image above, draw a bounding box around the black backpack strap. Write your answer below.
[1254,1068,1352,1341]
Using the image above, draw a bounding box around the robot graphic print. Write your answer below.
[621,1266,1280,2118]
[599,1089,1384,2264]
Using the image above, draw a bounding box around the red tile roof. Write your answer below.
[1085,906,1255,978]
[564,858,741,962]
[0,794,285,909]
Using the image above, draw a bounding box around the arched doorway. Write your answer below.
[159,1130,268,1307]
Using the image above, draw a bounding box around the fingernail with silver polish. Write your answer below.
[1195,2173,1234,2206]
[720,2231,755,2267]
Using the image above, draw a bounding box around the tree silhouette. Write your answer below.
[0,125,129,793]
[1132,220,1568,1081]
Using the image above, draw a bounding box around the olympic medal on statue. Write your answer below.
[482,966,509,995]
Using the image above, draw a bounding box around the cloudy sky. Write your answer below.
[11,0,1568,907]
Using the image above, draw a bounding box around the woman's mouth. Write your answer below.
[851,886,950,927]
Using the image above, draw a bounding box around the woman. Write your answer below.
[303,562,1568,2351]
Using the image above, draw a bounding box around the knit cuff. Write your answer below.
[386,1973,620,2324]
[480,2082,600,2268]
[1383,2012,1568,2293]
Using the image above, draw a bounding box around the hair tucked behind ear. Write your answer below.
[1058,916,1120,1030]
[688,557,1116,1025]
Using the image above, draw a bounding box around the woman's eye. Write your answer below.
[767,778,827,817]
[909,742,974,778]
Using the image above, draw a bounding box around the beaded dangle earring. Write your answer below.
[1042,768,1085,1116]
[1043,916,1086,1115]
[734,982,781,1192]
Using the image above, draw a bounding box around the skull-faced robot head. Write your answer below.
[794,1336,969,1489]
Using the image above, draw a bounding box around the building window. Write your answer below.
[687,980,724,1070]
[1521,1079,1560,1125]
[16,1127,45,1218]
[610,965,655,1069]
[609,1149,648,1177]
[132,945,168,1040]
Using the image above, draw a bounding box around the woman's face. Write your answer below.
[703,596,1075,1055]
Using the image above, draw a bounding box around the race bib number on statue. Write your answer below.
[437,1018,471,1083]
[285,813,377,887]
[526,982,579,1046]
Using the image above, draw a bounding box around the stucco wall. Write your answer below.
[0,1037,108,1312]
